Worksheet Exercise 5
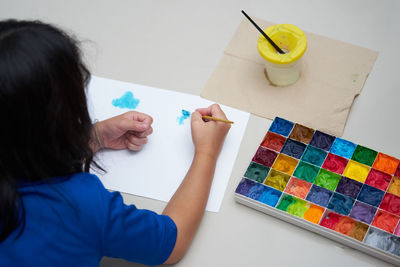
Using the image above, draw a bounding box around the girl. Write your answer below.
[0,20,230,266]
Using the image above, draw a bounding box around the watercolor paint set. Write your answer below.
[235,117,400,265]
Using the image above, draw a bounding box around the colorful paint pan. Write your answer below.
[320,211,342,230]
[364,228,400,255]
[280,138,307,159]
[347,221,369,242]
[330,137,356,159]
[380,193,400,216]
[373,153,400,175]
[244,162,270,183]
[269,117,294,137]
[271,153,298,176]
[309,130,335,151]
[306,185,333,207]
[349,201,377,224]
[303,204,325,224]
[235,117,400,265]
[343,160,370,183]
[365,168,392,191]
[387,176,400,197]
[284,177,312,199]
[357,184,385,207]
[293,161,320,183]
[327,192,355,215]
[236,177,257,195]
[372,210,399,234]
[322,153,348,175]
[335,176,362,199]
[352,145,378,166]
[252,146,277,167]
[261,131,286,152]
[289,123,314,144]
[314,168,341,191]
[301,145,327,167]
[264,169,290,191]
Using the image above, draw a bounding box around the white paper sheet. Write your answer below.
[87,76,250,212]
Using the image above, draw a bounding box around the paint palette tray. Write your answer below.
[234,117,400,265]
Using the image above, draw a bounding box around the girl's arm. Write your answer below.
[162,104,231,264]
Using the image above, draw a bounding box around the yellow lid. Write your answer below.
[257,24,307,64]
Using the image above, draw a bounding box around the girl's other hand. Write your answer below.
[95,111,153,152]
[190,104,231,159]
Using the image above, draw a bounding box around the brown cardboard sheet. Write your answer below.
[201,18,378,136]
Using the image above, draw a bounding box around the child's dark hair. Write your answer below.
[0,20,95,241]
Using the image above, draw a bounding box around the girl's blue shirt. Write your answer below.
[0,172,177,266]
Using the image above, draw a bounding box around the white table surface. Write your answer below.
[1,0,399,266]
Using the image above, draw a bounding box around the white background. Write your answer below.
[1,0,399,266]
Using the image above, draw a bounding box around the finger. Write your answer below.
[209,104,228,120]
[124,138,143,151]
[127,135,148,146]
[135,113,153,125]
[195,104,228,120]
[126,142,142,151]
[131,126,153,138]
[121,117,151,133]
[195,106,213,116]
[124,111,153,125]
[190,111,204,124]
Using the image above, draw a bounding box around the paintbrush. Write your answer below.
[202,115,234,124]
[241,10,285,54]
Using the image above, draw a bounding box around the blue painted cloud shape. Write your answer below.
[112,91,140,109]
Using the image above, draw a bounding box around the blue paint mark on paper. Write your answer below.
[177,109,191,125]
[112,91,140,109]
